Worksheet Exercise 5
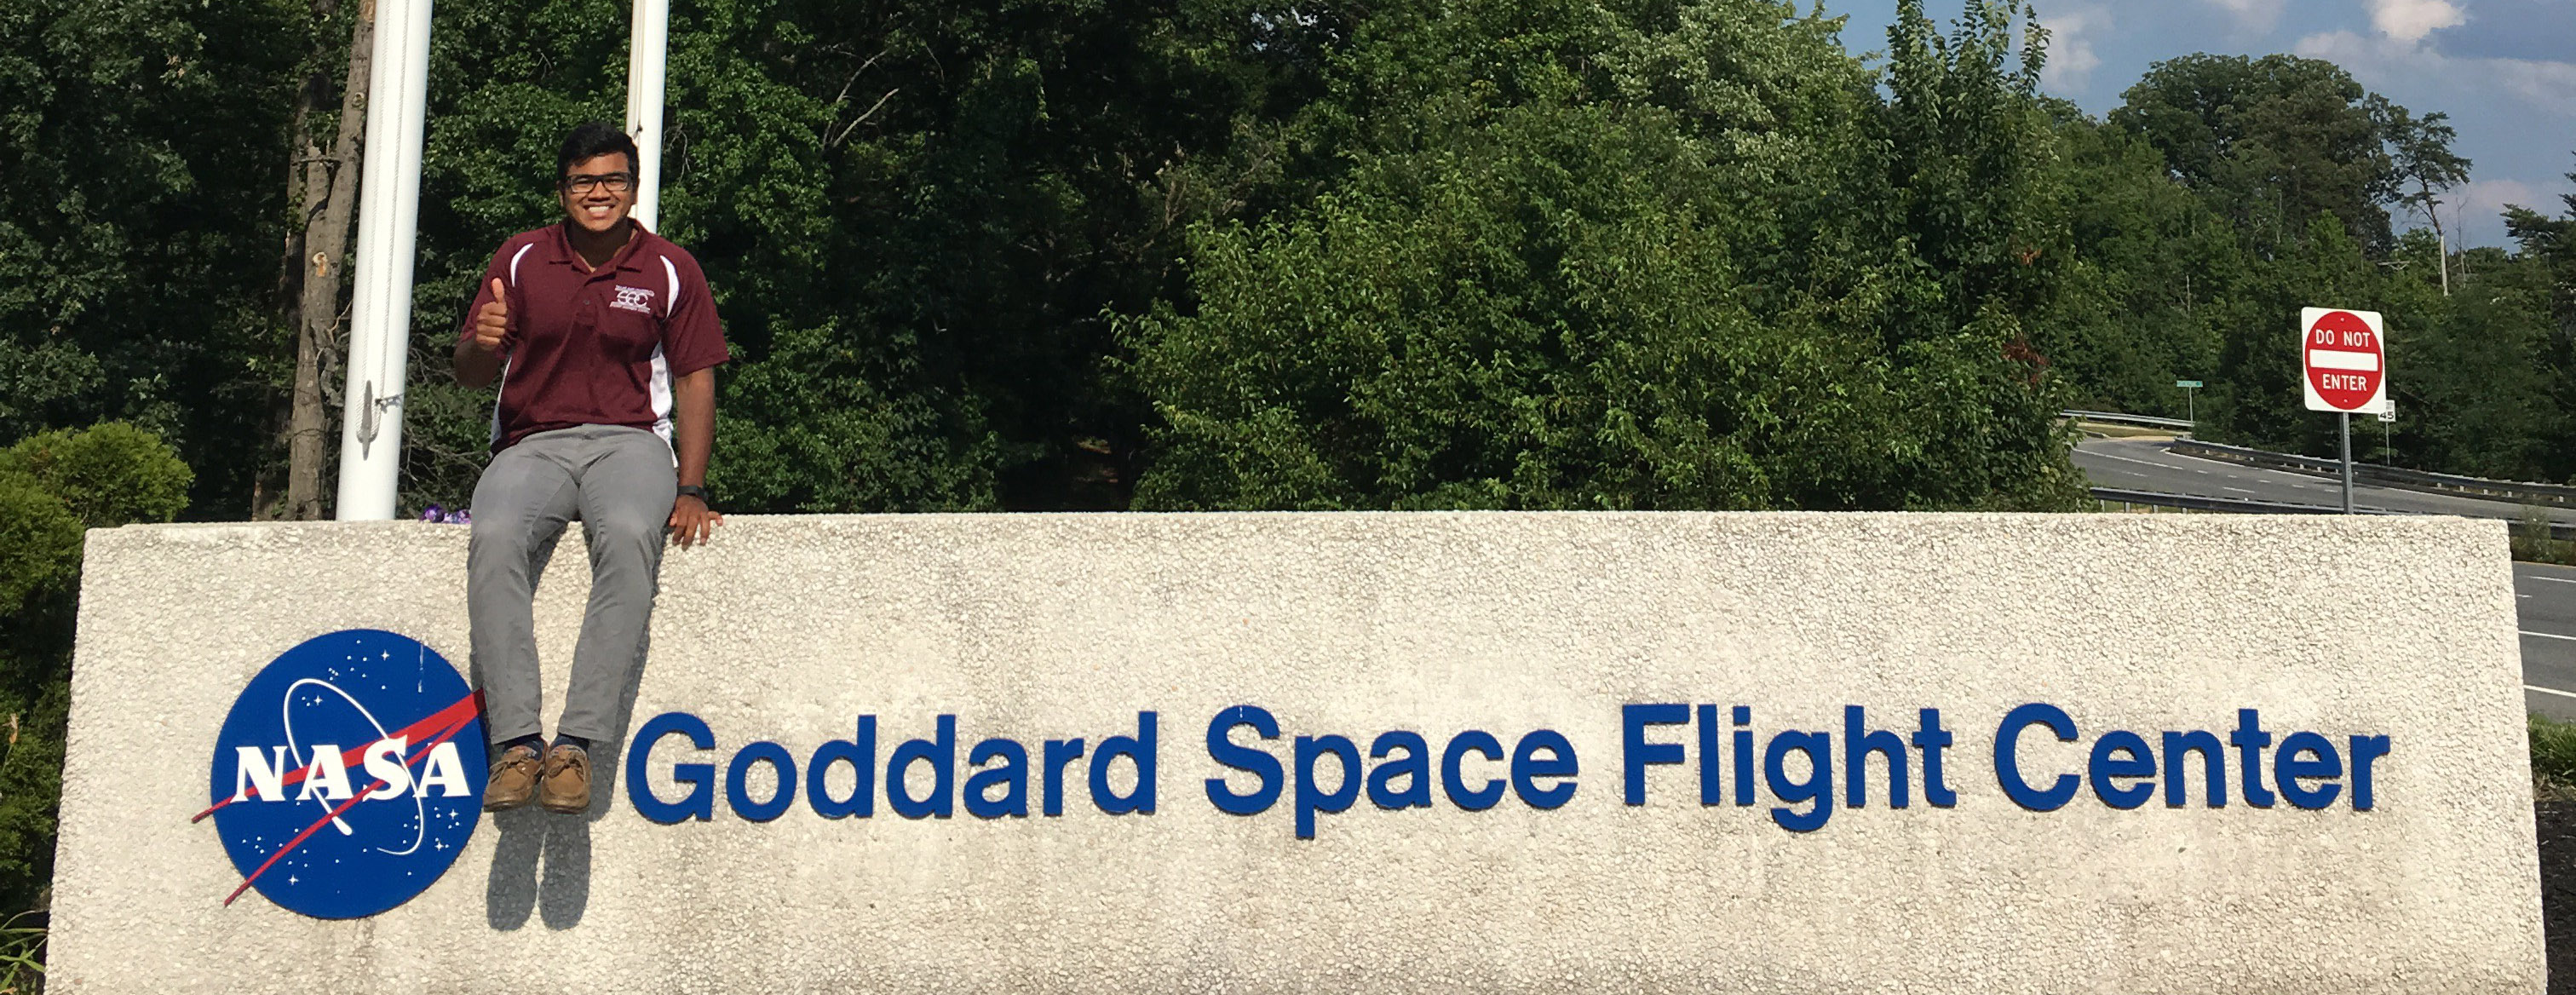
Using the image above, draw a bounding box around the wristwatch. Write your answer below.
[676,484,711,505]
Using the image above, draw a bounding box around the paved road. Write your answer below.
[2073,436,2576,716]
[2521,563,2576,720]
[2076,435,2576,525]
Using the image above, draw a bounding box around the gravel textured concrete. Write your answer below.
[53,513,2542,992]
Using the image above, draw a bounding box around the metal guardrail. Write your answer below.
[2089,488,2350,515]
[2063,410,2194,429]
[2167,439,2576,507]
[2091,487,2576,540]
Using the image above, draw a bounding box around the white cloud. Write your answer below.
[2296,29,2576,117]
[2199,0,2285,34]
[2448,178,2568,246]
[2455,178,2540,220]
[2396,175,2576,248]
[2034,3,2107,91]
[2366,0,2467,42]
[2294,30,2576,246]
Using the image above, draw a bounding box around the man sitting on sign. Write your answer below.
[451,121,729,815]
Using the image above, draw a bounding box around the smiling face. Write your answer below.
[557,151,637,235]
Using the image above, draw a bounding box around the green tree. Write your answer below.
[1125,0,2083,512]
[0,0,307,516]
[2200,213,2378,454]
[0,423,191,914]
[2110,54,2401,256]
[2028,111,2238,417]
[2378,101,2471,293]
[2504,158,2576,340]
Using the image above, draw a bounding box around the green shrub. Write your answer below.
[0,480,79,619]
[0,423,191,924]
[0,423,192,530]
[2531,713,2576,800]
[2509,506,2572,565]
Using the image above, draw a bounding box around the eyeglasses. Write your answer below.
[561,172,636,195]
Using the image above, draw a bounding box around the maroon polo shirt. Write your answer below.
[458,222,730,452]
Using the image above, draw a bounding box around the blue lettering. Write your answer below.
[965,738,1029,819]
[1732,707,1755,807]
[1512,729,1578,809]
[1205,706,1281,815]
[627,711,715,824]
[1697,705,1722,805]
[1043,738,1084,816]
[2274,731,2343,810]
[726,740,797,822]
[1764,730,1832,831]
[1995,703,2079,812]
[1441,730,1506,811]
[2231,709,2276,808]
[2161,729,2227,808]
[887,715,956,820]
[1294,734,1361,838]
[1622,704,1688,806]
[1366,731,1433,809]
[1843,705,1909,808]
[1091,711,1158,815]
[1912,709,1955,808]
[2087,730,2155,809]
[806,715,877,819]
[2349,734,2389,810]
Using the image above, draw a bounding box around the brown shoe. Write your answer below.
[538,744,591,814]
[484,744,540,812]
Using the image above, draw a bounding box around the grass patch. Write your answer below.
[2534,713,2576,802]
[2513,505,2576,566]
[0,912,40,994]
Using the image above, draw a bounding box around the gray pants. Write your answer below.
[469,425,676,743]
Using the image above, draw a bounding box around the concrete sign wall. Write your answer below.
[55,514,2541,992]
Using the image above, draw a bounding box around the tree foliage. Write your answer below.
[0,0,302,514]
[2109,54,2399,256]
[9,0,2553,515]
[1126,0,2082,512]
[0,423,189,912]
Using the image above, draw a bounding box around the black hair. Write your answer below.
[555,121,639,181]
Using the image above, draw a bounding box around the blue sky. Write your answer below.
[1817,0,2576,247]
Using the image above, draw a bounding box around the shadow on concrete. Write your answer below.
[482,739,622,932]
[480,582,656,931]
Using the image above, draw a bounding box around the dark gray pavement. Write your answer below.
[2520,562,2576,721]
[2073,435,2576,718]
[2076,435,2576,525]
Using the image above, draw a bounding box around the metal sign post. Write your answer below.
[625,0,670,231]
[332,0,434,521]
[2300,308,2389,516]
[2176,379,2202,426]
[2340,413,2355,514]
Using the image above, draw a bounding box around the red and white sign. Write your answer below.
[2302,307,2389,414]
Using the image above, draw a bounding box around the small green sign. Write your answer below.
[2176,380,2204,388]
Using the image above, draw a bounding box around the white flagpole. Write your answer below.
[624,0,670,231]
[334,0,434,521]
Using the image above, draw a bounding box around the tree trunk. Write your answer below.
[2432,211,2451,297]
[284,0,377,520]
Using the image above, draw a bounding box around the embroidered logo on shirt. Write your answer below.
[612,285,657,314]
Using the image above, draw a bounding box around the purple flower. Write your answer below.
[419,504,444,522]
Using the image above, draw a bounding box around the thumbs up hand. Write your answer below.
[470,278,509,353]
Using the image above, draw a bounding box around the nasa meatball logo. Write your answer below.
[196,629,487,918]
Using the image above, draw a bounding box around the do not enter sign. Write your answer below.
[2302,308,2389,414]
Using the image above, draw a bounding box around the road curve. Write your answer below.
[2075,436,2576,525]
[2074,436,2576,716]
